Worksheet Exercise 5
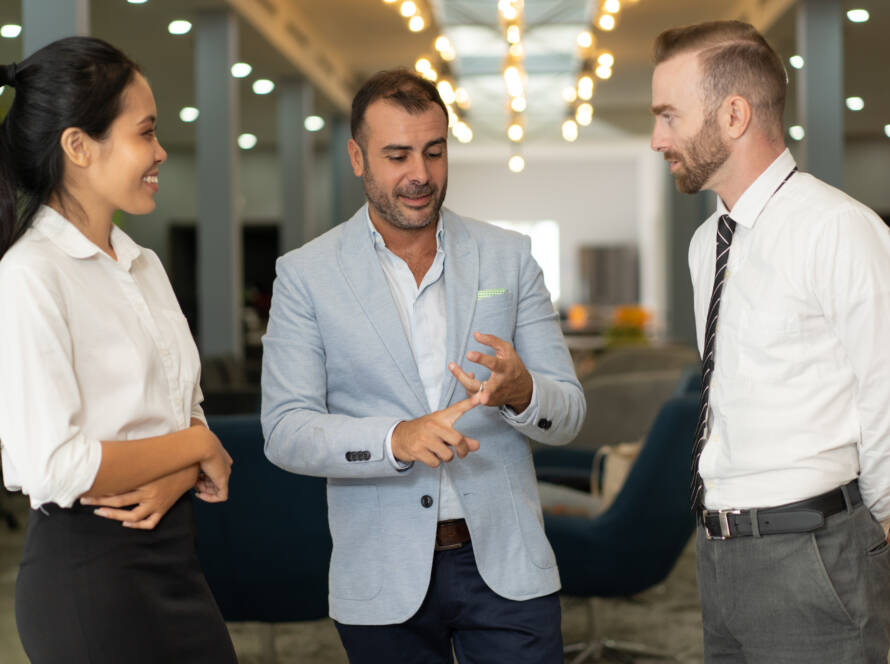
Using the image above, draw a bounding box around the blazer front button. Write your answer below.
[345,452,354,462]
[421,495,434,508]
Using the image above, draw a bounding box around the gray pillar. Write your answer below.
[330,116,355,226]
[278,78,314,251]
[665,183,712,347]
[330,115,367,226]
[22,0,88,56]
[196,10,241,358]
[796,0,844,188]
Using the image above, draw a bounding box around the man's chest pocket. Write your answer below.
[471,292,515,340]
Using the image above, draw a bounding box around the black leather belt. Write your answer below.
[702,480,861,540]
[435,518,471,551]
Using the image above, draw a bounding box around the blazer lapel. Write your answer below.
[439,209,479,410]
[338,207,430,415]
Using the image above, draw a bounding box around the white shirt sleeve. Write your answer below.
[812,206,890,522]
[0,264,102,508]
[499,373,539,425]
[384,421,413,471]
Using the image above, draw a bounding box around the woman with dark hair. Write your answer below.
[0,37,237,662]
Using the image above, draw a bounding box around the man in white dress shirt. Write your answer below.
[650,20,890,662]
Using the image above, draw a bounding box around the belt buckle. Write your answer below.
[704,509,741,540]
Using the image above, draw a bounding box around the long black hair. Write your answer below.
[0,36,141,258]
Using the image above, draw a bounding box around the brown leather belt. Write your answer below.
[435,518,471,551]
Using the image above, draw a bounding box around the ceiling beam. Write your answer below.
[225,0,355,112]
[729,0,797,34]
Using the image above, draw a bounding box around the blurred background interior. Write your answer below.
[1,0,889,662]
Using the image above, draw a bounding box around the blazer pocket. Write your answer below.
[327,483,383,601]
[504,454,557,570]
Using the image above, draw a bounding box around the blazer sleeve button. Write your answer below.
[421,495,434,508]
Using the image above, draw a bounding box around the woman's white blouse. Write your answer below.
[0,206,205,508]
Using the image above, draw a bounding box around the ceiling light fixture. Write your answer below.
[789,55,804,70]
[508,155,525,173]
[252,79,275,95]
[231,62,252,78]
[788,125,805,141]
[238,133,258,150]
[846,96,865,111]
[168,20,192,35]
[304,116,325,132]
[179,107,199,123]
[400,1,417,18]
[846,9,869,23]
[1,24,22,38]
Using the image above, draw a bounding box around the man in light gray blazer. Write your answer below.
[261,70,585,664]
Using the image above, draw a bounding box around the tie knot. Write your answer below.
[717,214,736,249]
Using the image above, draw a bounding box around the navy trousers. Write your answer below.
[335,543,563,664]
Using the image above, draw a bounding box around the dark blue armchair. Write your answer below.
[192,415,332,623]
[544,395,699,661]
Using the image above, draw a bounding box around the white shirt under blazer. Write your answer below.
[690,149,890,523]
[0,206,205,509]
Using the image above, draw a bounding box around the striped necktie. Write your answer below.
[690,213,736,512]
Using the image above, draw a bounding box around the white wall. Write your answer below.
[447,140,668,332]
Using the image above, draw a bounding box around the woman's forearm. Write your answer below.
[83,425,215,497]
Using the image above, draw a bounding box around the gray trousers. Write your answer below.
[696,501,890,663]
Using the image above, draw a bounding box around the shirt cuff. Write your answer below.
[499,374,539,425]
[384,422,412,471]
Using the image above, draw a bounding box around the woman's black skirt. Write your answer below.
[15,494,237,663]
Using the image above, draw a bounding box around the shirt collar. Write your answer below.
[716,148,797,229]
[32,205,142,269]
[365,206,445,253]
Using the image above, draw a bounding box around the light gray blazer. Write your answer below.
[261,206,586,625]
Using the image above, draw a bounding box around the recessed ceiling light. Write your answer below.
[453,121,473,144]
[0,24,22,38]
[562,119,579,142]
[400,1,417,18]
[788,125,805,141]
[846,96,865,111]
[884,124,890,138]
[127,0,148,4]
[789,55,804,70]
[168,20,192,35]
[508,155,525,173]
[238,133,258,150]
[179,107,199,123]
[304,115,325,132]
[408,15,425,32]
[252,79,275,95]
[846,9,869,23]
[231,62,252,78]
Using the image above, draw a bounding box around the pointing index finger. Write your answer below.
[443,393,481,425]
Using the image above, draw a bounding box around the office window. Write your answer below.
[488,220,560,302]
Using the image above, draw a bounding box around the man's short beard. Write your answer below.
[669,110,730,194]
[361,147,447,231]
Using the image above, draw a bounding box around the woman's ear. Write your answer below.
[59,127,92,168]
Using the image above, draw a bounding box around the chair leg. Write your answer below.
[563,597,677,663]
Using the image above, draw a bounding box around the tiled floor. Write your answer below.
[0,492,703,663]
